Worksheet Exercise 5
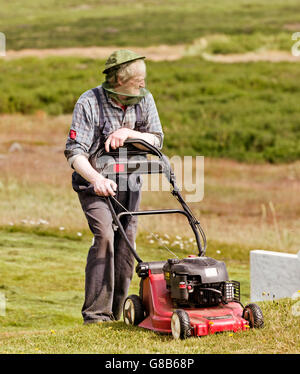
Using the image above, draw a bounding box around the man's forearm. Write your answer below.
[127,130,161,148]
[72,155,104,184]
[72,154,117,196]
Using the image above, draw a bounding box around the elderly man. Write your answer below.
[64,50,164,324]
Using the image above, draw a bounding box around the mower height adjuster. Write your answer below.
[136,262,150,278]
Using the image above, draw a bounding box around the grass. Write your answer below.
[1,113,300,253]
[1,56,300,162]
[0,228,299,354]
[0,0,300,53]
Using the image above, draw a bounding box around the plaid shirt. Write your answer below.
[64,85,164,166]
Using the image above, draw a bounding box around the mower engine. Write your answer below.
[163,257,240,307]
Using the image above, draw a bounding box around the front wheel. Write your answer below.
[243,303,264,328]
[123,295,145,326]
[171,309,192,339]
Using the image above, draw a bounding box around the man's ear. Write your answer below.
[116,75,124,87]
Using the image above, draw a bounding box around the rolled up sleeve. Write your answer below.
[64,102,95,166]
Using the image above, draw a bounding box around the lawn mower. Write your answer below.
[95,138,264,339]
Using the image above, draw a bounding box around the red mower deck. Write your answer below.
[138,271,249,336]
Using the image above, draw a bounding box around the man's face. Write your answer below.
[117,62,146,96]
[123,73,146,96]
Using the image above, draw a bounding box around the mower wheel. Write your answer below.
[171,309,192,340]
[243,303,264,329]
[123,295,145,326]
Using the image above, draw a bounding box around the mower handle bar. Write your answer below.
[103,138,207,261]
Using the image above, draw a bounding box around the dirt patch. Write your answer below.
[283,23,300,31]
[4,45,186,62]
[202,50,300,63]
[3,45,300,63]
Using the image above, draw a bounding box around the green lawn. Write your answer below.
[0,228,299,354]
[0,0,299,52]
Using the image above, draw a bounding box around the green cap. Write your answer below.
[103,49,145,74]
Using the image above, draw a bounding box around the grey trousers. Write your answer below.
[77,187,141,323]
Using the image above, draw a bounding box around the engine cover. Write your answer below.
[163,257,229,283]
[163,257,239,307]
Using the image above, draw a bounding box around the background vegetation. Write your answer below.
[0,56,300,162]
[1,0,300,52]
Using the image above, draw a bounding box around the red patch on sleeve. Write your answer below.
[69,129,76,140]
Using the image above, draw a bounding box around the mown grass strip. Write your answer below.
[0,229,299,353]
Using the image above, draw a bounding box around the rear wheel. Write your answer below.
[243,303,264,328]
[171,309,192,339]
[123,295,145,326]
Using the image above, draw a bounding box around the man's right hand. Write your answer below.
[92,174,117,197]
